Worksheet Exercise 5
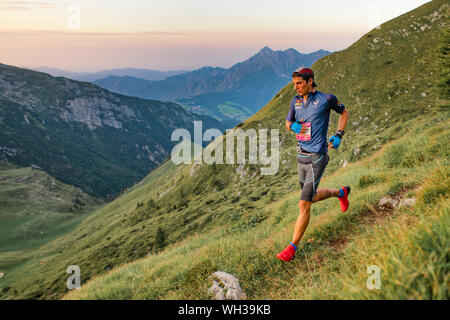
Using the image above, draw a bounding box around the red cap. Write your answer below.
[293,67,317,87]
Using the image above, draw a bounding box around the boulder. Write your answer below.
[208,271,247,300]
[379,197,398,209]
[399,198,416,208]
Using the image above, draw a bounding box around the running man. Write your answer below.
[277,67,350,262]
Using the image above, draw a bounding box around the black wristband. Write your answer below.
[336,130,345,138]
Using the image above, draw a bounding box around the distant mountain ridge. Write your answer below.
[94,47,331,124]
[30,67,188,82]
[0,63,225,198]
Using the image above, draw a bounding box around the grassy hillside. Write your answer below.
[0,163,103,279]
[64,118,449,299]
[0,0,448,299]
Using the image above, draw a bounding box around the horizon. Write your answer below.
[20,46,331,73]
[0,0,431,72]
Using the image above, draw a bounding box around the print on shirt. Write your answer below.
[296,122,311,141]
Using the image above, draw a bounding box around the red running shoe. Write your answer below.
[276,243,296,262]
[339,186,351,212]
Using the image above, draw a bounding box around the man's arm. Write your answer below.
[328,109,349,149]
[286,97,307,133]
[286,98,295,131]
[286,119,306,134]
[328,95,348,127]
[286,120,293,131]
[337,109,349,132]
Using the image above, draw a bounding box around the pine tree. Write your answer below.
[155,227,166,249]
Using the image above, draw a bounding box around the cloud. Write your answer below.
[0,30,195,37]
[0,1,61,10]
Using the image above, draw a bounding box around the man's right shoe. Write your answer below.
[276,244,296,262]
[339,186,351,212]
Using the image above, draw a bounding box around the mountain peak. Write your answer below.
[258,46,274,55]
[284,48,299,54]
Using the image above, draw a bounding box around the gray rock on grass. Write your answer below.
[208,271,247,300]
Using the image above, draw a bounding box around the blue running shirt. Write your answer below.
[286,90,345,154]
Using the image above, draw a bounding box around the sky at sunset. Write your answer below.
[0,0,431,71]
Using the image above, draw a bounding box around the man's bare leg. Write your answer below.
[291,188,340,246]
[312,188,340,203]
[291,200,311,246]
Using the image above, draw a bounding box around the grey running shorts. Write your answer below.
[297,152,329,202]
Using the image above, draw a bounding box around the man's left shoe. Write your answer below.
[339,186,351,212]
[276,244,296,262]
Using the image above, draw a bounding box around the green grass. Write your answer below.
[0,166,103,253]
[0,165,103,287]
[216,102,253,121]
[177,100,253,123]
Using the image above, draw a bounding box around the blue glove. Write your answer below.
[329,134,342,149]
[290,121,303,134]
